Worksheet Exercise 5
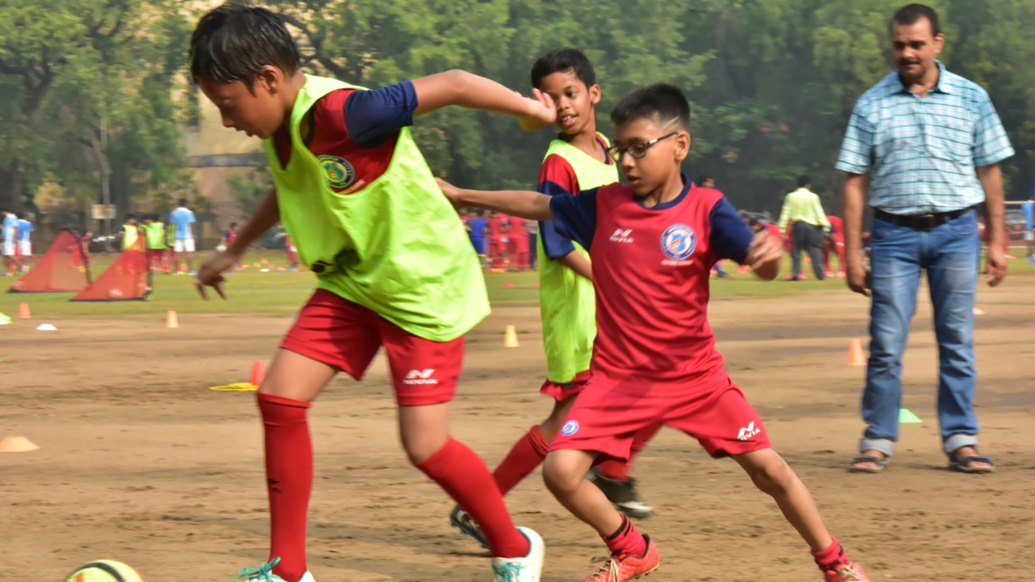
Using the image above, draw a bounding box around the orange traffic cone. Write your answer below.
[973,307,985,316]
[17,303,30,319]
[250,360,266,387]
[166,310,179,329]
[0,435,39,453]
[847,339,866,366]
[504,325,520,348]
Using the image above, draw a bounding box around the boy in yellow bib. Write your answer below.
[190,5,555,581]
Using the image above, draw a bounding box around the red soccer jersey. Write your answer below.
[510,216,528,250]
[549,179,754,386]
[827,215,844,242]
[271,82,418,194]
[488,216,504,240]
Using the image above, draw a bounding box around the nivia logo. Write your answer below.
[610,228,634,243]
[403,369,438,385]
[737,421,761,441]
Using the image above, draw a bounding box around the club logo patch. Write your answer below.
[660,223,696,261]
[560,420,580,436]
[318,155,355,189]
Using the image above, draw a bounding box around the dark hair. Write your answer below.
[611,83,691,131]
[190,4,301,88]
[890,4,941,37]
[178,198,188,207]
[230,222,238,228]
[797,175,812,188]
[530,48,596,90]
[695,175,713,187]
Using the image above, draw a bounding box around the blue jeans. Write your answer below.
[861,209,980,457]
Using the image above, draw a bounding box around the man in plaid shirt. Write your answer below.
[837,3,1012,475]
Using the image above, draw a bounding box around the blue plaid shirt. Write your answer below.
[836,61,1014,215]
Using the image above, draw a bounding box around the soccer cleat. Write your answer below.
[449,504,489,549]
[492,526,545,582]
[232,557,316,582]
[587,469,654,519]
[821,562,869,582]
[584,535,659,582]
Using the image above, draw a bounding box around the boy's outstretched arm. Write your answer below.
[437,178,553,221]
[413,70,556,131]
[195,188,280,300]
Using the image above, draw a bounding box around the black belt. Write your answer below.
[874,207,973,231]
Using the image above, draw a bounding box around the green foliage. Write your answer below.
[3,0,1034,222]
[0,0,192,217]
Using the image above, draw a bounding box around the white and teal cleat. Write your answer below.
[491,527,544,582]
[232,557,316,582]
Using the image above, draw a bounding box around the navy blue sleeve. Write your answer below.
[538,181,577,258]
[709,197,754,263]
[343,81,418,148]
[549,187,599,251]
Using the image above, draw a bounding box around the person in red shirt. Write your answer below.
[439,83,868,582]
[823,215,845,276]
[488,211,505,269]
[509,215,530,270]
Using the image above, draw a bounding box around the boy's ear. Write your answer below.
[674,131,691,162]
[256,65,283,94]
[589,83,601,106]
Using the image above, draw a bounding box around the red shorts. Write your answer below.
[280,289,464,406]
[549,370,772,460]
[540,370,592,401]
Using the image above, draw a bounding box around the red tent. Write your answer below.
[71,232,151,302]
[8,229,91,293]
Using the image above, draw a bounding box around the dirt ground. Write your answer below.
[3,282,1034,581]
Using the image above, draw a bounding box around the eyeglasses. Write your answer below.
[607,133,677,162]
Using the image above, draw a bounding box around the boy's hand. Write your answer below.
[194,251,238,300]
[517,88,557,132]
[745,230,783,280]
[436,177,464,209]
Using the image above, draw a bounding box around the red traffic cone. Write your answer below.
[250,360,266,387]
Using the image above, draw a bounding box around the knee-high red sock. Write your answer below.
[258,393,312,582]
[416,438,530,558]
[603,515,647,557]
[493,425,550,495]
[596,423,662,481]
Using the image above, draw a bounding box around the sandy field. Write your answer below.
[3,282,1034,581]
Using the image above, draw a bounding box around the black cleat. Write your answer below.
[588,468,655,519]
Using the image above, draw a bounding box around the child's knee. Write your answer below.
[401,434,447,465]
[542,454,581,496]
[746,455,795,496]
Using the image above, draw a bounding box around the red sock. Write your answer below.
[258,393,312,582]
[812,536,848,569]
[416,438,530,559]
[492,425,550,495]
[603,515,647,558]
[596,423,662,481]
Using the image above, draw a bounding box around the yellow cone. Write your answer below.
[166,310,179,329]
[504,325,520,348]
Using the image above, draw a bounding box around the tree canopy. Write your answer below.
[2,0,1033,221]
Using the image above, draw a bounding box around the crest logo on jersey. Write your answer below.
[560,420,580,436]
[660,223,697,261]
[318,155,355,189]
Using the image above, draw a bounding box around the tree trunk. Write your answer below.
[4,159,26,215]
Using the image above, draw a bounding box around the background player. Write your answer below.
[438,83,868,582]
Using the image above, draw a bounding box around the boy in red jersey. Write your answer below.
[190,5,557,582]
[450,51,660,552]
[824,214,845,277]
[439,84,868,582]
[488,211,506,269]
